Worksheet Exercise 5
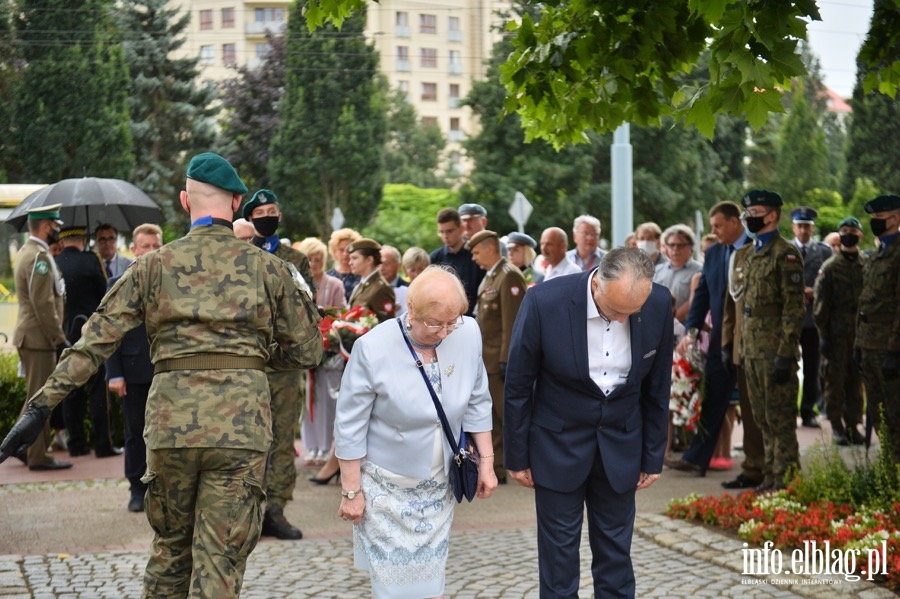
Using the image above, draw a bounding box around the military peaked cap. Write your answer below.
[506,232,537,249]
[26,203,64,224]
[864,194,900,214]
[186,152,248,195]
[790,206,818,224]
[458,203,487,218]
[837,216,862,230]
[242,189,280,219]
[741,190,783,208]
[465,230,498,250]
[347,238,381,253]
[58,226,86,239]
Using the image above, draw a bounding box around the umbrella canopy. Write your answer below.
[5,177,163,233]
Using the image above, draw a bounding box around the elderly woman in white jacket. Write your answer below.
[335,265,497,599]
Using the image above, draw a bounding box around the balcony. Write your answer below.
[246,21,286,35]
[448,30,462,42]
[448,130,464,142]
[396,59,411,72]
[448,97,460,109]
[395,25,410,38]
[448,63,463,75]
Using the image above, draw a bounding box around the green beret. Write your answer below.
[242,189,280,219]
[58,226,86,239]
[837,216,862,230]
[347,238,381,253]
[741,190,783,208]
[186,152,248,194]
[26,203,63,224]
[864,194,900,214]
[465,230,498,250]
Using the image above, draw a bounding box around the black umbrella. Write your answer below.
[5,177,163,233]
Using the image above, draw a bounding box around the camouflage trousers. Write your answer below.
[861,348,900,462]
[821,337,863,430]
[141,448,265,599]
[264,369,304,509]
[744,357,800,485]
[488,372,506,480]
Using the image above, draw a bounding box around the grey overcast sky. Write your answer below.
[806,0,874,98]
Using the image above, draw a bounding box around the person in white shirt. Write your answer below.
[539,227,580,281]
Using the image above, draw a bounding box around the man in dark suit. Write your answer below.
[504,247,673,598]
[106,224,162,512]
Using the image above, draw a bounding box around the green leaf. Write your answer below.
[683,97,715,138]
[688,0,728,24]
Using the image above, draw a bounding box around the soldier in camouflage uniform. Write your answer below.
[0,153,323,598]
[736,190,806,492]
[813,217,865,446]
[242,189,315,541]
[347,238,396,322]
[467,230,527,482]
[855,194,900,462]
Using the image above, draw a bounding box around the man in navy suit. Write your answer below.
[504,247,673,598]
[106,224,162,512]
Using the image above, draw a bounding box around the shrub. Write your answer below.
[0,350,26,438]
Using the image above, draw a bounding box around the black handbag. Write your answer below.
[398,319,479,502]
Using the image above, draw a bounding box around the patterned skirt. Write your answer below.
[354,455,454,598]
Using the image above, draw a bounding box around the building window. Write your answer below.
[199,9,213,30]
[223,43,236,66]
[222,7,235,28]
[448,16,461,41]
[422,116,438,127]
[395,11,410,37]
[419,14,436,34]
[449,83,461,108]
[397,80,409,95]
[256,43,271,60]
[420,48,437,68]
[255,7,285,24]
[449,117,464,141]
[199,45,214,66]
[396,46,410,72]
[421,83,437,101]
[448,50,462,74]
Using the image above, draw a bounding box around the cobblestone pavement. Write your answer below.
[0,513,894,598]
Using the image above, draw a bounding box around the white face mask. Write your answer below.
[637,240,657,255]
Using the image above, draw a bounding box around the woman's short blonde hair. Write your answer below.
[406,265,468,317]
[327,228,361,261]
[297,237,327,261]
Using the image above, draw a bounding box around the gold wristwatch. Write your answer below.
[341,489,362,500]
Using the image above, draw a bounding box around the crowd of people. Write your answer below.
[1,153,898,599]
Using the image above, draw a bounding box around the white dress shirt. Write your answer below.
[585,271,631,395]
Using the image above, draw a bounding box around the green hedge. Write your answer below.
[0,350,26,438]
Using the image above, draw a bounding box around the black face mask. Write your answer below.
[46,228,60,245]
[744,216,767,234]
[870,218,889,237]
[252,216,279,238]
[839,233,860,248]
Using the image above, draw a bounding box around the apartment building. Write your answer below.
[170,0,509,174]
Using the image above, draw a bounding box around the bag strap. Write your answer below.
[396,318,462,456]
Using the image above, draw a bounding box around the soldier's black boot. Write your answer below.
[830,421,849,446]
[261,506,303,540]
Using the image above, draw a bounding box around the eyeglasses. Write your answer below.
[665,242,690,249]
[96,236,116,243]
[419,316,465,332]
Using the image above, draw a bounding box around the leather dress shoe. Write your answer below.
[801,416,821,428]
[497,476,507,485]
[128,494,145,513]
[722,474,763,489]
[14,447,28,465]
[95,446,124,458]
[261,506,303,540]
[832,431,849,446]
[68,447,91,457]
[664,456,706,477]
[847,428,866,445]
[29,459,73,471]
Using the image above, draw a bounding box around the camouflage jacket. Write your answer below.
[736,232,805,360]
[856,241,900,351]
[273,242,315,297]
[31,225,323,451]
[813,251,864,340]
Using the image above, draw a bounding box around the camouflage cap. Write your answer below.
[864,194,900,214]
[26,203,64,225]
[347,238,381,253]
[465,230,498,250]
[741,189,783,208]
[186,152,248,195]
[242,188,280,219]
[790,206,818,224]
[458,203,487,219]
[837,216,862,230]
[506,232,537,249]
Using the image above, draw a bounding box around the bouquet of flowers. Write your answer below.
[670,345,704,431]
[319,305,379,361]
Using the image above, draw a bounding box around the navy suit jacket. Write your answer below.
[685,241,732,352]
[104,274,153,385]
[503,270,673,494]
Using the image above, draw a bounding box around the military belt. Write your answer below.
[858,312,893,324]
[154,355,266,375]
[743,305,781,318]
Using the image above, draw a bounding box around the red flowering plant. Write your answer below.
[319,305,378,361]
[669,345,703,433]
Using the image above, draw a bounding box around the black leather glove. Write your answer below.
[852,347,863,375]
[819,337,830,360]
[721,344,735,378]
[771,356,793,385]
[882,351,900,380]
[0,404,50,464]
[499,362,507,380]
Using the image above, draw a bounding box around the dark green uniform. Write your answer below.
[856,239,900,459]
[813,251,865,439]
[27,224,323,598]
[349,272,396,322]
[738,232,805,487]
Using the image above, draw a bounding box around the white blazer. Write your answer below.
[334,316,492,479]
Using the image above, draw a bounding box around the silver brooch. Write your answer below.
[444,364,454,377]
